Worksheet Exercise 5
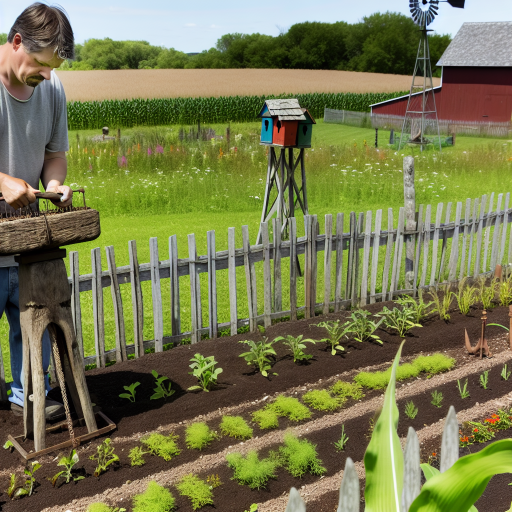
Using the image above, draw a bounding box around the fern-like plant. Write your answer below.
[451,277,478,315]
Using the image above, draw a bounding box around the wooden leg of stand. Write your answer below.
[22,326,33,441]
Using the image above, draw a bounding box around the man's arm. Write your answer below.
[0,172,39,209]
[41,151,73,207]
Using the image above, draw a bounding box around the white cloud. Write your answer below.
[185,23,197,27]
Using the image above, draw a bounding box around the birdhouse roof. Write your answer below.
[300,108,316,124]
[258,99,306,121]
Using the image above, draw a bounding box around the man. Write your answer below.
[0,3,75,420]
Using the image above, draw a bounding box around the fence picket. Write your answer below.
[289,217,298,321]
[272,218,283,313]
[323,214,333,314]
[437,202,452,282]
[413,204,423,295]
[169,235,181,336]
[207,230,218,338]
[483,193,495,273]
[334,213,344,311]
[459,198,471,280]
[228,227,238,336]
[430,202,444,285]
[128,240,144,358]
[150,237,164,352]
[242,226,257,331]
[360,210,372,306]
[346,212,356,301]
[91,248,105,368]
[390,207,405,299]
[468,198,479,276]
[70,251,83,358]
[381,208,394,301]
[351,213,363,308]
[284,488,306,512]
[402,427,421,512]
[370,209,382,304]
[262,221,272,327]
[188,234,200,344]
[440,406,459,472]
[448,202,462,282]
[311,215,319,312]
[490,193,503,270]
[420,205,431,288]
[499,193,510,265]
[337,457,360,512]
[474,195,487,277]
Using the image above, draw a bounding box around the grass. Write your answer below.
[267,395,312,422]
[302,389,345,411]
[176,474,214,510]
[219,416,253,440]
[278,433,326,478]
[185,422,217,450]
[140,432,181,461]
[132,481,175,512]
[226,450,279,490]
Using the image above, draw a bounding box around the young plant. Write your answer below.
[333,425,349,451]
[395,290,433,324]
[478,276,497,309]
[226,451,279,489]
[274,334,317,362]
[267,395,312,421]
[451,277,479,315]
[429,285,453,321]
[330,380,365,400]
[128,446,148,467]
[187,353,223,392]
[376,306,422,337]
[315,319,350,354]
[3,439,14,452]
[238,338,277,377]
[404,400,419,419]
[87,504,126,512]
[119,381,140,403]
[51,449,85,486]
[431,390,443,408]
[467,421,495,443]
[479,370,489,390]
[344,309,383,344]
[206,474,222,489]
[141,432,181,461]
[177,474,214,510]
[150,370,175,400]
[501,364,511,381]
[498,277,512,306]
[89,438,119,477]
[252,408,279,429]
[302,389,345,411]
[132,481,175,512]
[6,461,41,500]
[457,378,470,399]
[278,433,326,478]
[220,415,253,440]
[185,422,217,450]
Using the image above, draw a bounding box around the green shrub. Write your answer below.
[252,408,279,429]
[86,505,118,512]
[141,433,181,461]
[412,353,455,374]
[220,416,253,440]
[128,446,148,466]
[185,422,217,450]
[279,433,326,478]
[132,481,175,512]
[176,474,214,510]
[330,381,365,400]
[302,389,345,411]
[267,396,312,421]
[226,451,279,489]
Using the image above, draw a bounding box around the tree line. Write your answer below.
[0,12,451,76]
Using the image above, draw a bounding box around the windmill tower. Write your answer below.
[398,0,465,151]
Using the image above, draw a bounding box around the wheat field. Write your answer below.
[56,68,440,101]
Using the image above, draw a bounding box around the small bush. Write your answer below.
[132,481,175,512]
[252,408,279,429]
[268,396,312,421]
[220,416,253,440]
[185,422,217,450]
[302,389,345,411]
[129,446,148,466]
[226,451,279,489]
[176,474,214,510]
[279,433,326,478]
[330,381,365,400]
[141,433,181,461]
[412,353,455,374]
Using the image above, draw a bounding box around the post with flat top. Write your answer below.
[403,156,416,290]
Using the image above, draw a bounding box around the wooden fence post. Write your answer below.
[403,156,416,289]
[150,237,164,352]
[69,251,84,358]
[129,240,144,358]
[207,230,218,338]
[91,247,105,368]
[228,227,238,335]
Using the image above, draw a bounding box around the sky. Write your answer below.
[0,0,510,53]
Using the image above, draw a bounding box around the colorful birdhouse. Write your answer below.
[257,99,306,147]
[297,109,316,147]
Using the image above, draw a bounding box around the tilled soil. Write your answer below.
[1,303,511,512]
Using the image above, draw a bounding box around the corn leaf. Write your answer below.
[410,439,512,512]
[363,340,405,512]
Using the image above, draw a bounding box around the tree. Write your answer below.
[0,33,7,45]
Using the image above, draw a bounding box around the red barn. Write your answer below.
[371,22,512,123]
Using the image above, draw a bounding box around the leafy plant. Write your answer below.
[177,474,214,510]
[187,353,223,392]
[376,305,422,337]
[330,380,365,400]
[502,364,511,381]
[344,309,383,344]
[220,416,253,440]
[51,449,85,486]
[89,438,119,477]
[458,378,470,399]
[333,425,349,451]
[267,395,311,421]
[478,276,498,309]
[395,290,433,324]
[128,446,148,467]
[238,338,277,377]
[429,285,453,321]
[185,422,217,450]
[498,277,512,306]
[315,319,350,354]
[479,370,489,390]
[302,389,345,411]
[405,400,419,419]
[206,474,222,489]
[274,334,317,362]
[150,370,175,400]
[431,390,444,408]
[467,421,495,443]
[243,505,258,512]
[119,381,140,402]
[3,439,14,452]
[132,481,175,512]
[6,461,41,500]
[141,432,181,461]
[278,433,326,478]
[252,408,279,429]
[226,451,279,489]
[451,277,479,315]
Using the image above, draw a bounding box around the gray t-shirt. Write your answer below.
[0,71,69,267]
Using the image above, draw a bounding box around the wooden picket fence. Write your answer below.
[283,406,460,511]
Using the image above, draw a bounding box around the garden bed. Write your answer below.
[1,301,512,512]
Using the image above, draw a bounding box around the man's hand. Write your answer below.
[0,175,40,209]
[45,184,73,208]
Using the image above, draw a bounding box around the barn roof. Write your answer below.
[437,22,512,67]
[258,99,306,121]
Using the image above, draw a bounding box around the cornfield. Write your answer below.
[67,91,406,130]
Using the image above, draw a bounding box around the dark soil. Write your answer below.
[1,303,511,512]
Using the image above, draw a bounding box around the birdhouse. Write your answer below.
[258,99,306,147]
[297,109,316,147]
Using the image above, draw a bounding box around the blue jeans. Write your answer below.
[0,267,51,406]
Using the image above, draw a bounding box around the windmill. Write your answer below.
[398,0,465,151]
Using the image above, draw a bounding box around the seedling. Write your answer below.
[119,381,140,402]
[498,277,512,306]
[333,425,349,451]
[244,505,258,512]
[431,390,443,408]
[302,389,345,411]
[51,449,85,486]
[141,432,181,461]
[479,370,490,389]
[457,378,470,399]
[501,364,511,381]
[451,277,478,315]
[185,422,217,450]
[150,370,175,400]
[220,415,253,440]
[478,277,498,309]
[330,380,365,400]
[404,400,418,419]
[188,353,223,392]
[206,474,222,489]
[315,319,350,354]
[89,438,119,477]
[226,451,279,489]
[395,290,433,324]
[252,408,279,429]
[429,285,452,321]
[177,474,214,510]
[279,433,326,478]
[274,334,317,362]
[3,439,14,452]
[239,338,277,377]
[344,309,383,344]
[6,460,41,500]
[132,481,175,512]
[376,306,422,337]
[267,395,312,421]
[128,446,148,467]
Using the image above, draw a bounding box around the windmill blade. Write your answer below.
[447,0,465,7]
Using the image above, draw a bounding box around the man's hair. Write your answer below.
[7,3,74,60]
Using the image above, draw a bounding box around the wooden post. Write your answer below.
[509,305,512,350]
[403,156,416,289]
[150,237,163,352]
[128,241,144,358]
[375,128,378,148]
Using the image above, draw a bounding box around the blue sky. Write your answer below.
[0,1,509,53]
